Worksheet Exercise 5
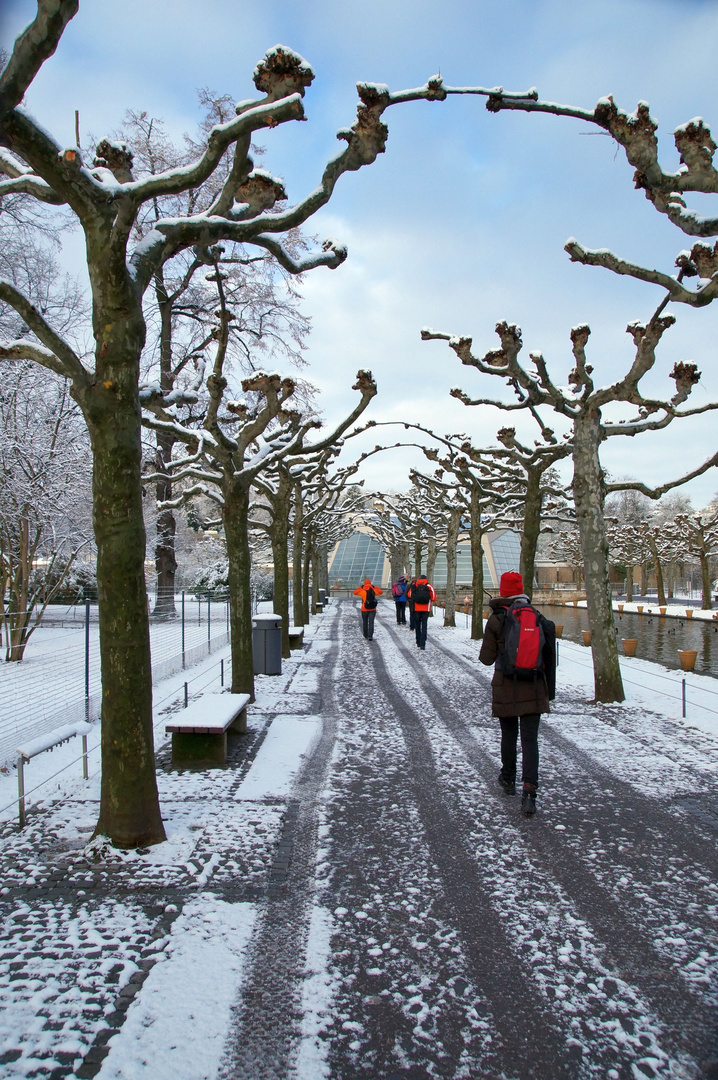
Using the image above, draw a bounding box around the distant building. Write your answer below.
[328,528,521,590]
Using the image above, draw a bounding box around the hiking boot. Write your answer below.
[521,784,537,815]
[498,771,516,795]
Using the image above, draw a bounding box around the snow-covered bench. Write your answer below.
[288,626,304,650]
[165,692,250,766]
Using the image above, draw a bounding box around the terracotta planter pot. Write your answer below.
[617,604,624,613]
[572,600,578,607]
[582,630,592,646]
[637,605,644,613]
[678,649,698,672]
[554,625,563,638]
[686,609,694,618]
[622,638,638,657]
[659,607,667,616]
[483,609,489,619]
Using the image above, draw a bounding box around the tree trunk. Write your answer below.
[223,484,255,700]
[292,483,304,627]
[86,377,166,848]
[700,550,712,609]
[625,565,634,603]
[319,546,329,592]
[302,532,311,623]
[153,272,177,617]
[270,518,291,659]
[153,429,177,617]
[426,535,437,617]
[572,412,624,703]
[470,487,485,641]
[413,540,422,578]
[310,542,320,614]
[520,470,542,602]
[443,508,461,628]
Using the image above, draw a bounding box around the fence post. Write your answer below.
[208,595,211,646]
[17,756,26,828]
[221,658,224,687]
[226,594,229,634]
[184,682,188,708]
[556,640,559,669]
[85,597,90,721]
[682,677,687,718]
[82,734,89,780]
[182,592,186,670]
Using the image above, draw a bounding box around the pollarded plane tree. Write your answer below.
[408,464,469,628]
[143,357,376,696]
[664,505,718,609]
[364,499,413,586]
[356,418,573,600]
[117,106,311,616]
[422,319,718,702]
[300,475,367,614]
[484,89,718,308]
[0,3,535,846]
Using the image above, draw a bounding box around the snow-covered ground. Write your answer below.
[1,599,717,1079]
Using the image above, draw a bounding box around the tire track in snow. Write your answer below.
[392,620,718,1076]
[325,609,575,1078]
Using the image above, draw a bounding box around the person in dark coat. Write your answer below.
[392,575,408,624]
[406,575,436,650]
[407,576,418,631]
[479,570,556,815]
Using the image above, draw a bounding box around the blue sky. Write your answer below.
[4,0,718,503]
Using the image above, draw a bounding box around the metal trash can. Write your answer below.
[252,613,282,675]
[319,588,326,606]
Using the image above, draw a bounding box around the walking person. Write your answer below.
[392,575,408,624]
[353,578,383,640]
[479,571,556,815]
[407,574,436,650]
[407,576,418,632]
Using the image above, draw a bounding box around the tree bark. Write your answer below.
[443,507,461,628]
[700,550,712,609]
[302,530,311,623]
[470,486,485,641]
[223,483,255,699]
[292,483,304,627]
[625,565,634,603]
[84,356,166,847]
[270,517,291,658]
[520,469,542,601]
[153,271,177,616]
[572,412,624,703]
[413,540,422,578]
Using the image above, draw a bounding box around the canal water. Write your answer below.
[543,604,718,680]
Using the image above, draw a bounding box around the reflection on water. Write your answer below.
[543,604,718,679]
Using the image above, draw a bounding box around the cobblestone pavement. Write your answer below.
[2,600,718,1078]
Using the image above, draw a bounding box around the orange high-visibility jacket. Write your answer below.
[353,581,383,612]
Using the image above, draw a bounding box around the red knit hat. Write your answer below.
[500,571,523,597]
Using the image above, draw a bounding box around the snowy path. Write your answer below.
[0,600,717,1078]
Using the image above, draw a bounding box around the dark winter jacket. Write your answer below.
[406,578,436,612]
[479,594,556,718]
[392,578,408,603]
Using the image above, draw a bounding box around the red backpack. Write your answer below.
[498,601,546,680]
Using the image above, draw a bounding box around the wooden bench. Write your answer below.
[165,692,250,766]
[288,626,305,650]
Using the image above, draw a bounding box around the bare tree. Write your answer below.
[423,317,718,702]
[0,360,91,659]
[664,505,718,609]
[0,4,533,846]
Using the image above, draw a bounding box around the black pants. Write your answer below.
[361,610,376,639]
[395,602,406,624]
[408,603,416,631]
[499,714,540,787]
[415,610,429,649]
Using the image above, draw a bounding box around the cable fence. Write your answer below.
[0,592,231,767]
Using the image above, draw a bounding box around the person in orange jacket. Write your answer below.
[406,575,436,650]
[353,578,383,640]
